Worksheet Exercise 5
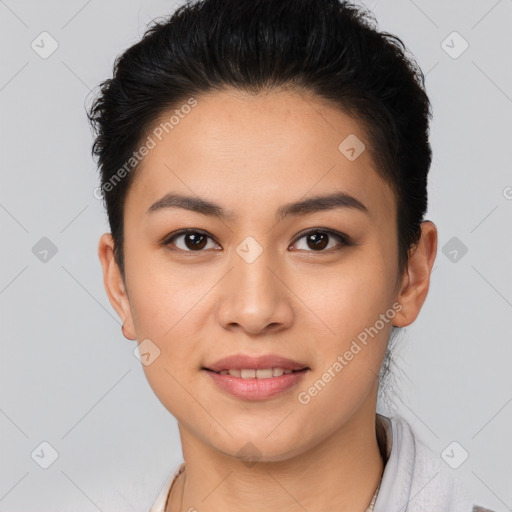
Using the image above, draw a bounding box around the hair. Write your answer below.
[86,0,433,408]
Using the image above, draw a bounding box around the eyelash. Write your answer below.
[161,228,351,254]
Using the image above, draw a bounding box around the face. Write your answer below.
[99,88,435,462]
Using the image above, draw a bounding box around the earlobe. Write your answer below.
[97,233,137,339]
[392,221,438,328]
[121,323,137,341]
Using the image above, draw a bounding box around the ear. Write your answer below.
[97,233,136,339]
[393,221,438,327]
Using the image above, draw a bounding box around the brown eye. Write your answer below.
[291,229,349,252]
[164,230,218,252]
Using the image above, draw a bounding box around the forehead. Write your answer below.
[125,88,396,224]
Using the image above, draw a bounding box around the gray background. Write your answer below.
[1,0,511,510]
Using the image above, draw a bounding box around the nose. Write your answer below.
[215,244,294,335]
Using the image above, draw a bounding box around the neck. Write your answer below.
[168,406,387,512]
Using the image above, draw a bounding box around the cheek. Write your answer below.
[125,249,217,386]
[292,263,392,427]
[299,252,395,333]
[127,255,208,412]
[294,249,396,397]
[124,243,202,335]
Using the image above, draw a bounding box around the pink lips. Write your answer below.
[202,353,310,401]
[203,353,309,373]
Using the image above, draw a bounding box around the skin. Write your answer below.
[98,88,437,512]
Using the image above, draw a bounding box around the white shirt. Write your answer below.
[149,414,496,512]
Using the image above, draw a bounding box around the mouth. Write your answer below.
[201,353,310,399]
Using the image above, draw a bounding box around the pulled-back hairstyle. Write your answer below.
[86,0,433,407]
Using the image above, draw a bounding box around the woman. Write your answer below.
[87,0,496,510]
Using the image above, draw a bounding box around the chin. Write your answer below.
[209,430,309,464]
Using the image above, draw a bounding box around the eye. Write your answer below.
[162,228,351,254]
[290,229,350,252]
[163,229,220,252]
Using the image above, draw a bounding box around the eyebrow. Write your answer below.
[146,191,369,220]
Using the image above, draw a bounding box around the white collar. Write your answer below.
[374,414,486,512]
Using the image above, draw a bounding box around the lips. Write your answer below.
[203,360,310,400]
[203,353,310,373]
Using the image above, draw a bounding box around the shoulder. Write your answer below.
[375,414,497,512]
